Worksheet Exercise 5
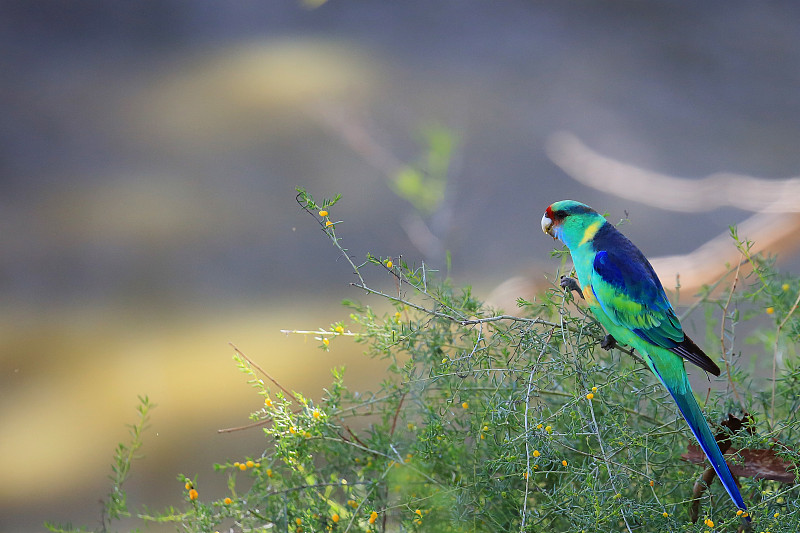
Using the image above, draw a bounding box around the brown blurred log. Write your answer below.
[650,210,800,296]
[546,131,800,213]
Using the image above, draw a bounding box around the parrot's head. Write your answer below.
[541,200,604,248]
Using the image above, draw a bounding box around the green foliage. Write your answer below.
[46,395,154,533]
[390,125,456,215]
[51,193,800,532]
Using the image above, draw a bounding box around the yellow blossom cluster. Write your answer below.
[233,459,261,471]
[184,481,198,501]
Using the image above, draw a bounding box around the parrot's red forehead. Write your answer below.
[545,205,554,219]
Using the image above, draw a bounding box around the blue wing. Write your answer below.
[590,223,720,375]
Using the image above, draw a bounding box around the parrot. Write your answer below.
[541,199,748,517]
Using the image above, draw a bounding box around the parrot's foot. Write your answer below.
[559,276,584,299]
[600,334,617,351]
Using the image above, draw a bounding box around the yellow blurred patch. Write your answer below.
[128,38,377,148]
[0,303,385,507]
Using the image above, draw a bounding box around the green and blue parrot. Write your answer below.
[541,200,747,516]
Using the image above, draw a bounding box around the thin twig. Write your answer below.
[389,392,407,436]
[229,343,294,399]
[218,418,270,434]
[351,282,467,322]
[557,441,653,481]
[521,332,553,532]
[296,190,367,286]
[342,424,369,449]
[588,399,633,533]
[719,259,745,409]
[280,328,358,337]
[678,262,741,322]
[772,287,800,422]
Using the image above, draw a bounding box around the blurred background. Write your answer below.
[4,1,800,531]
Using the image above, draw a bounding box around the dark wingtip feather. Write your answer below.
[672,334,721,376]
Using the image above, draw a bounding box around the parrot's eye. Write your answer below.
[545,206,567,223]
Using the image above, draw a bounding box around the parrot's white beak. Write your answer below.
[541,213,553,237]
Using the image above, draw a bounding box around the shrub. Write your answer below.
[49,190,800,532]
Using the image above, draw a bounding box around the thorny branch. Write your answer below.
[521,331,553,532]
[718,259,746,410]
[773,287,800,422]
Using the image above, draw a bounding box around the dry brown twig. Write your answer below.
[218,343,295,433]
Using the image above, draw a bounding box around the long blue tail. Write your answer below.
[665,381,748,515]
